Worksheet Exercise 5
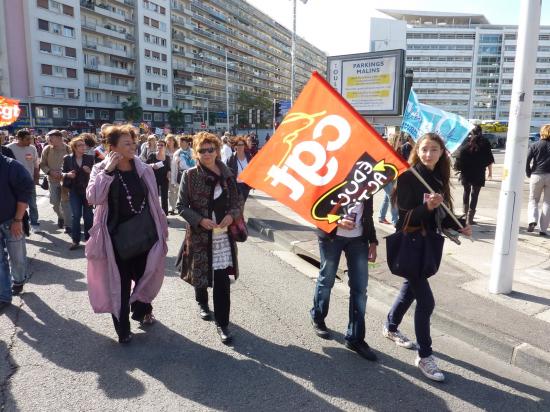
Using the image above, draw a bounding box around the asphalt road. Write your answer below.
[0,194,549,411]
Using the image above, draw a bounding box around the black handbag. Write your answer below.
[228,214,248,242]
[386,211,445,279]
[40,176,49,190]
[111,204,159,260]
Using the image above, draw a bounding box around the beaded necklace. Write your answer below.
[116,170,146,214]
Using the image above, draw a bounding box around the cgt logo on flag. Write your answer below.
[240,72,409,233]
[0,96,21,127]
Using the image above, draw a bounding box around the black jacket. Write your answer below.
[526,139,550,177]
[62,154,95,194]
[227,152,252,179]
[454,137,494,186]
[317,196,378,245]
[395,163,462,232]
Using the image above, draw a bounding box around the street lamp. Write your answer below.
[290,0,308,104]
[194,95,209,126]
[225,49,230,132]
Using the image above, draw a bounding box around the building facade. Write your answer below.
[371,10,550,128]
[1,0,326,133]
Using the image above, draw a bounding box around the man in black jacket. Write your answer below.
[310,197,378,361]
[0,154,34,309]
[526,124,550,235]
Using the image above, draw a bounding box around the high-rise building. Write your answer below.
[370,9,550,128]
[0,0,326,133]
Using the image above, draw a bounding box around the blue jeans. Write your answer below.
[311,236,370,343]
[0,220,28,303]
[69,190,94,244]
[386,277,435,358]
[29,185,39,226]
[379,181,398,224]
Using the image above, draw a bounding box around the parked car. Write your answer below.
[484,133,506,149]
[529,133,540,147]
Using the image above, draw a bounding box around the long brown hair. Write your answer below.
[393,132,454,210]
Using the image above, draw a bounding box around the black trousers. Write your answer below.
[158,181,169,216]
[462,183,482,211]
[112,250,152,338]
[195,269,231,327]
[237,182,251,203]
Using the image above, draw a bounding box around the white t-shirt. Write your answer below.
[7,143,38,178]
[336,201,364,238]
[235,156,248,183]
[221,144,233,164]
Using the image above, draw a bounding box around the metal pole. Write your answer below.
[489,0,541,294]
[290,0,296,104]
[273,98,276,134]
[28,101,34,128]
[206,98,209,127]
[225,49,230,133]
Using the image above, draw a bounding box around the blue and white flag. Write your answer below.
[401,89,473,154]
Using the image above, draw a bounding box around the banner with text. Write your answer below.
[401,89,473,153]
[239,72,409,233]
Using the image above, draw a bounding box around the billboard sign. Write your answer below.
[327,49,405,116]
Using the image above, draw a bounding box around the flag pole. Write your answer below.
[408,166,464,230]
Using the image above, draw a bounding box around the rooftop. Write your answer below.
[377,9,490,26]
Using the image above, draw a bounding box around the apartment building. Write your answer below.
[370,10,550,127]
[1,0,326,132]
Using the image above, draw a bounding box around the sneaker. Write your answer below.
[57,217,64,229]
[12,283,24,296]
[344,340,378,361]
[199,304,211,321]
[310,318,330,339]
[540,232,548,237]
[30,225,40,234]
[64,227,72,235]
[415,355,445,382]
[378,218,391,224]
[69,243,80,250]
[528,222,536,232]
[383,327,414,349]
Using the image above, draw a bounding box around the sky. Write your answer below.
[245,0,550,55]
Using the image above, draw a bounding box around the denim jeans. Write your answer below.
[69,190,94,244]
[379,181,398,225]
[49,182,72,225]
[311,236,370,343]
[386,277,435,358]
[29,185,39,226]
[0,220,28,303]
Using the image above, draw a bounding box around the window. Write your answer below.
[41,64,53,75]
[151,19,159,29]
[153,113,163,121]
[39,42,51,53]
[51,23,61,35]
[55,87,65,96]
[49,0,61,13]
[85,109,95,119]
[115,110,124,120]
[162,99,168,107]
[52,44,63,56]
[42,87,54,97]
[146,98,153,105]
[67,89,77,99]
[37,0,48,9]
[145,49,151,58]
[65,47,76,58]
[67,108,78,119]
[62,4,73,16]
[38,19,49,31]
[63,26,74,38]
[143,112,153,121]
[67,68,77,78]
[100,110,109,120]
[53,66,64,77]
[161,53,167,62]
[144,16,150,25]
[35,106,47,117]
[162,69,167,77]
[52,107,63,118]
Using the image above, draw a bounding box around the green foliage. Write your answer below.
[236,91,272,128]
[167,107,185,131]
[121,96,143,122]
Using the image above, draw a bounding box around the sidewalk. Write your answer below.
[245,190,550,381]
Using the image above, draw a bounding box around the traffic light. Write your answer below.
[275,102,281,118]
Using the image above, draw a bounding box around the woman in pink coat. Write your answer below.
[86,125,168,344]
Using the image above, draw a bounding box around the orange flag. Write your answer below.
[240,72,409,233]
[0,97,21,127]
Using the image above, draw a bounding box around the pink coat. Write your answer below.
[85,157,168,318]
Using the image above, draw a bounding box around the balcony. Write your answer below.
[80,1,131,23]
[82,21,133,42]
[99,82,135,93]
[85,41,133,59]
[84,63,134,76]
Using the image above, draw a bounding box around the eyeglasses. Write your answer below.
[236,143,246,146]
[198,147,215,154]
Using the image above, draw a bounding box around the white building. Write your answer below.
[370,9,550,128]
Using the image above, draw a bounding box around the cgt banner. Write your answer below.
[0,96,21,127]
[240,72,409,233]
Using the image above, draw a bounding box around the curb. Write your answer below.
[247,215,550,382]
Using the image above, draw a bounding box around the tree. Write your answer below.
[236,91,272,128]
[121,96,143,122]
[167,107,185,132]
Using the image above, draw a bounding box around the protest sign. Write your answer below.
[240,72,409,233]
